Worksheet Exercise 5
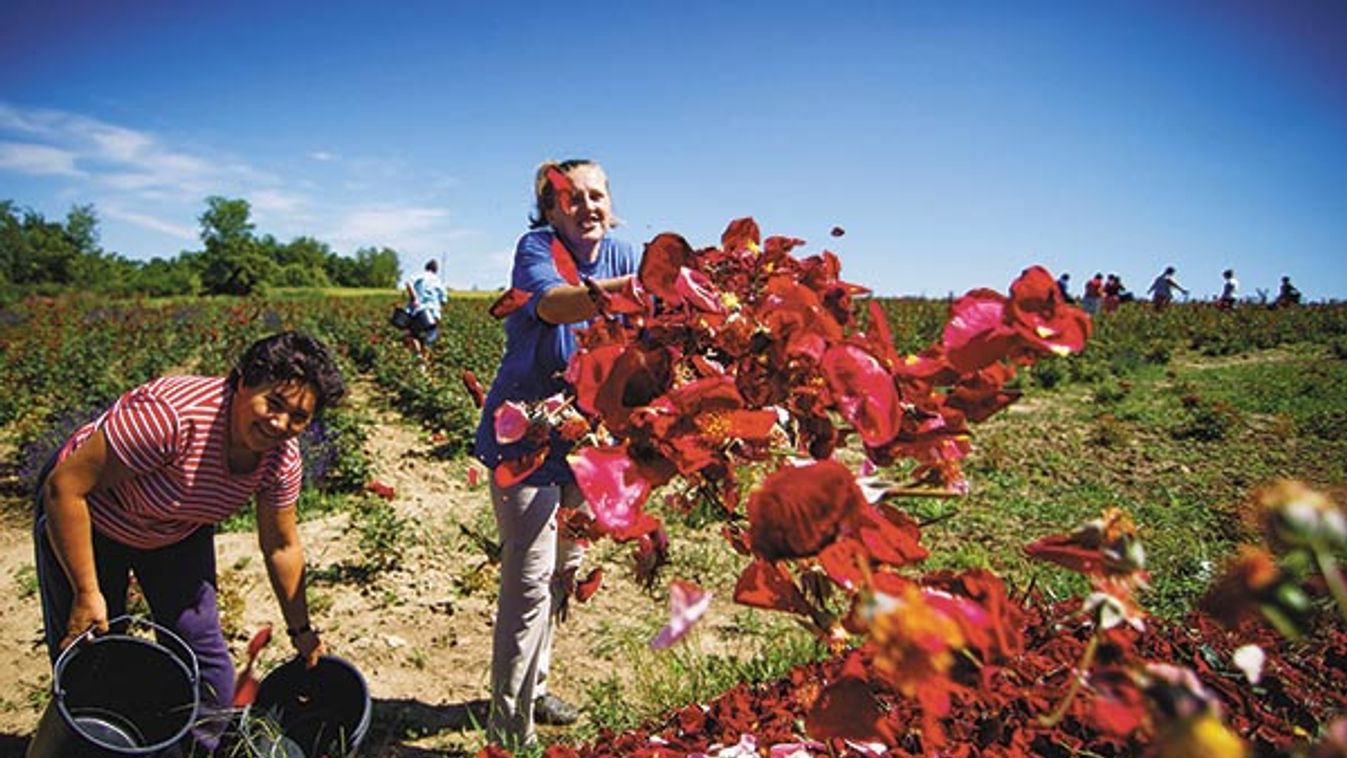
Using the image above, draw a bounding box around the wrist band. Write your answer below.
[581,276,605,304]
[286,623,316,638]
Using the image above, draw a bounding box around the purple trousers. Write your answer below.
[34,485,235,749]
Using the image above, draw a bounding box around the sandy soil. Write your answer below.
[0,397,697,757]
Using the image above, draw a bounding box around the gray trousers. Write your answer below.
[486,480,585,747]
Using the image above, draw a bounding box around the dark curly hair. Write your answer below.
[227,331,346,413]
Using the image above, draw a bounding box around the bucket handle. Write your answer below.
[52,614,201,700]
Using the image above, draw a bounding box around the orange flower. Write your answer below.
[869,584,965,700]
[638,375,778,477]
[1199,546,1281,629]
[1155,713,1247,758]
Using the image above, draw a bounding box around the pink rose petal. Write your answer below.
[568,444,652,534]
[651,580,712,650]
[675,266,727,313]
[493,401,530,445]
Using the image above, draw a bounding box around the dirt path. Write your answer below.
[0,393,675,756]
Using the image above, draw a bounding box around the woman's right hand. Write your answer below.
[61,589,109,651]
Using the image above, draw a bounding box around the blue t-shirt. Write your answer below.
[473,228,639,485]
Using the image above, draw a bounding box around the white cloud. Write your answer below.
[327,206,449,254]
[82,124,154,163]
[102,206,198,241]
[0,102,266,202]
[102,172,163,191]
[249,188,307,214]
[0,141,84,176]
[0,103,63,138]
[441,245,513,291]
[0,102,481,267]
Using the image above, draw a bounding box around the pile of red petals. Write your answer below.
[480,605,1345,758]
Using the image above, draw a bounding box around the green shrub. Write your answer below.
[1301,410,1347,441]
[353,497,410,572]
[1089,412,1131,448]
[1171,398,1242,441]
[1029,357,1065,389]
[1092,379,1129,405]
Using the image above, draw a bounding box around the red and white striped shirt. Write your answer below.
[56,376,302,549]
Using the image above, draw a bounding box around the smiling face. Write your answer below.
[546,164,614,260]
[230,379,318,455]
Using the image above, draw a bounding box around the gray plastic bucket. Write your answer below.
[27,616,200,757]
[243,655,370,757]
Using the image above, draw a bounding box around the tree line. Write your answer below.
[0,196,401,301]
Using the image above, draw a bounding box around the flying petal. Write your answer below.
[569,444,653,534]
[651,580,712,650]
[493,401,530,445]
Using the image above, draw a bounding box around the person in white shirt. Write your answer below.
[404,259,448,360]
[1218,269,1239,309]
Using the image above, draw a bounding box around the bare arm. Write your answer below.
[536,275,634,325]
[257,503,323,666]
[43,428,136,649]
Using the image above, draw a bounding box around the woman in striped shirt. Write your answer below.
[33,331,346,749]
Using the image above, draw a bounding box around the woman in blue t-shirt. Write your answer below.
[473,159,637,747]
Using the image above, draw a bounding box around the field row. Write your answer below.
[2,294,1344,495]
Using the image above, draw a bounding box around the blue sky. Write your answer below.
[3,0,1345,300]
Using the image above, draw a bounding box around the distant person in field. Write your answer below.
[1082,272,1104,315]
[1217,268,1239,309]
[32,332,345,751]
[1147,266,1188,310]
[1056,272,1075,304]
[472,159,638,748]
[404,259,448,361]
[1103,273,1124,313]
[1275,275,1302,308]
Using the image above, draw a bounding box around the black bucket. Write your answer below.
[27,616,199,757]
[243,656,370,758]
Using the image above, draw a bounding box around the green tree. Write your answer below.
[328,246,401,288]
[65,204,100,256]
[274,236,333,287]
[279,236,331,270]
[196,196,273,295]
[132,256,202,297]
[199,196,255,248]
[0,201,102,290]
[357,246,401,288]
[60,205,136,293]
[17,207,80,286]
[0,200,31,286]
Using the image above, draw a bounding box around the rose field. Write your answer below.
[1,221,1346,757]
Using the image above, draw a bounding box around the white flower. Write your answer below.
[1232,644,1266,685]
